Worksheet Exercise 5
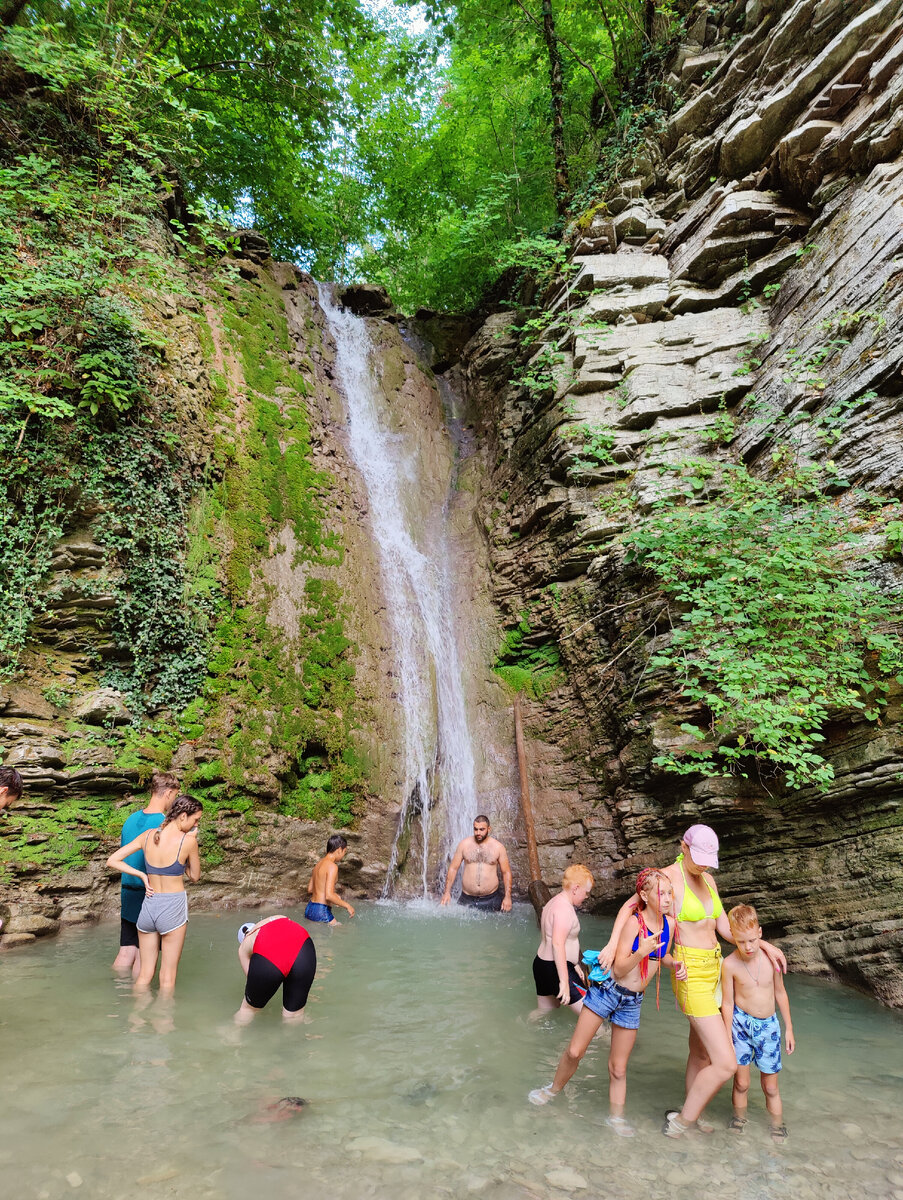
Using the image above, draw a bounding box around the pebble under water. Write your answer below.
[1,902,901,1200]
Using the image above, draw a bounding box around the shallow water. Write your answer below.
[1,904,901,1200]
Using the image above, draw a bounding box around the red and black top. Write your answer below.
[253,918,310,977]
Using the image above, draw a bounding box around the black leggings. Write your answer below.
[245,939,317,1013]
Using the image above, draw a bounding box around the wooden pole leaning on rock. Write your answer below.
[514,692,552,923]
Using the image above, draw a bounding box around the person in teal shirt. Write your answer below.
[112,771,178,975]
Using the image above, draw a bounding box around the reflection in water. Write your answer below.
[0,907,901,1199]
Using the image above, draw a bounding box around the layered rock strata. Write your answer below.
[464,0,903,1003]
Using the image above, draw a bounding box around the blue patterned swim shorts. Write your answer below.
[732,1005,782,1073]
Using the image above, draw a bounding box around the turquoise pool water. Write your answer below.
[1,902,901,1199]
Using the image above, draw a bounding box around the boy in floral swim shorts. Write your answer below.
[721,904,795,1143]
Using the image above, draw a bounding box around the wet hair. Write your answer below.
[635,868,668,910]
[473,814,490,826]
[276,1097,307,1110]
[562,864,594,890]
[326,833,347,854]
[728,903,759,932]
[150,770,179,797]
[0,766,23,799]
[153,794,203,844]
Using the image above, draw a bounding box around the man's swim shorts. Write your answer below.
[458,885,504,911]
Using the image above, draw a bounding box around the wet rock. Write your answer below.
[4,743,66,769]
[545,1167,588,1190]
[0,685,54,720]
[5,913,60,937]
[0,931,36,947]
[339,283,394,316]
[346,1136,423,1163]
[70,688,132,726]
[233,228,271,263]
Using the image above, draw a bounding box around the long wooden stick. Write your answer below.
[514,692,541,881]
[514,694,551,921]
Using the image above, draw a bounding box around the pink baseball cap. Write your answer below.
[683,824,719,868]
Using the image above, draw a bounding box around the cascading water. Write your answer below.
[317,284,478,896]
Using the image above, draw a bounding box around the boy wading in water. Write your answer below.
[529,869,687,1137]
[305,834,355,924]
[721,904,794,1143]
[532,864,594,1015]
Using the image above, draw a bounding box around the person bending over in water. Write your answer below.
[107,794,202,991]
[529,869,686,1137]
[235,916,317,1025]
[722,904,794,1143]
[306,834,355,924]
[600,824,787,1138]
[440,815,512,912]
[532,864,594,1015]
[248,1097,309,1124]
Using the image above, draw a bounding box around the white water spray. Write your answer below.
[318,285,478,895]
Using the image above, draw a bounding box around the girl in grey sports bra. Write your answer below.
[144,830,189,876]
[106,793,203,990]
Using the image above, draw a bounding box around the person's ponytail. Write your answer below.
[153,794,203,844]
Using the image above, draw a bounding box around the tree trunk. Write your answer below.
[1,0,28,26]
[540,0,570,214]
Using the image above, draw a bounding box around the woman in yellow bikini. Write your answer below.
[601,824,786,1138]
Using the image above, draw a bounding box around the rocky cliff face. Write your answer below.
[463,0,903,1004]
[0,247,518,945]
[0,248,405,944]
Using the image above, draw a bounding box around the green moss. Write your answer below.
[185,272,364,830]
[492,611,563,699]
[0,798,124,883]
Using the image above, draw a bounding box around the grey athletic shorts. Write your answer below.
[137,892,189,935]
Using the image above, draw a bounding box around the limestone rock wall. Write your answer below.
[0,256,406,946]
[464,0,903,1004]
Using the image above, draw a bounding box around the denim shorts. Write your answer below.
[583,978,644,1029]
[732,1006,782,1073]
[304,901,334,923]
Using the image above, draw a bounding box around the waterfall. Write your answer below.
[317,285,478,896]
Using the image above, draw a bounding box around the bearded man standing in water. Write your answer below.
[440,815,513,912]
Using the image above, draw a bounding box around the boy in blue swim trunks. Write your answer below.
[305,834,355,924]
[721,904,795,1143]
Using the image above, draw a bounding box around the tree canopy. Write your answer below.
[2,0,675,309]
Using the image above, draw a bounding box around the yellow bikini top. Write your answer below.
[675,854,723,922]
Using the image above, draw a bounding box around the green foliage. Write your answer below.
[512,344,566,398]
[699,396,736,445]
[493,612,563,698]
[885,520,903,557]
[568,423,616,477]
[0,798,123,883]
[624,460,903,790]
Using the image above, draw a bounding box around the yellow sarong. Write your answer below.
[671,944,722,1017]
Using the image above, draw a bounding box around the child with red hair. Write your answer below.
[528,868,686,1137]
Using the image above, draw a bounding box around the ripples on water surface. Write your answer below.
[1,903,901,1200]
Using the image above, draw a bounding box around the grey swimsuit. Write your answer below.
[136,833,190,935]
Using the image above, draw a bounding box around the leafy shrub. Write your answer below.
[624,460,903,790]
